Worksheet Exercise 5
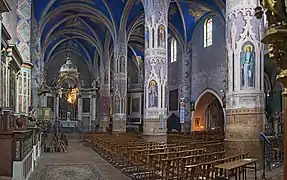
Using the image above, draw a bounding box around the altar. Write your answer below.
[37,50,100,133]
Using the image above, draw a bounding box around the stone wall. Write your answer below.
[191,13,226,101]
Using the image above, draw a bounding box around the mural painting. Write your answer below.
[119,56,125,73]
[104,70,109,84]
[114,95,120,113]
[180,98,185,124]
[145,27,149,48]
[240,41,255,88]
[158,25,165,48]
[148,80,158,107]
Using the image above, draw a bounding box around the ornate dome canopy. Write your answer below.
[59,54,78,73]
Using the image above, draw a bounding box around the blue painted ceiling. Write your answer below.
[34,0,225,67]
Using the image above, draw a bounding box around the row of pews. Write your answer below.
[84,132,256,180]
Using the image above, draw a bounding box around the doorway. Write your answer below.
[192,90,224,132]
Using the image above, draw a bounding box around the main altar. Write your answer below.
[37,51,100,133]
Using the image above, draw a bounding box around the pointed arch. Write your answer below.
[170,37,177,63]
[204,17,213,47]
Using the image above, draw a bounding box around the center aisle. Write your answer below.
[29,139,130,180]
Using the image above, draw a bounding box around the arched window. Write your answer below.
[204,18,212,47]
[170,37,177,63]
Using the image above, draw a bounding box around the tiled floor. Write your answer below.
[28,139,130,180]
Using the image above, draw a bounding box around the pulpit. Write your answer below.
[0,108,41,179]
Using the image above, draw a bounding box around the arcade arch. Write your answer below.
[192,89,224,132]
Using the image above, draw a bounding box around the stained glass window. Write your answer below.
[204,18,212,47]
[171,37,177,63]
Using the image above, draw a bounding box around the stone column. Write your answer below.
[91,92,97,131]
[16,0,32,114]
[0,14,3,107]
[30,16,41,108]
[180,49,192,133]
[113,42,127,132]
[226,0,265,168]
[143,0,169,137]
[99,65,110,132]
[77,95,82,121]
[16,0,31,63]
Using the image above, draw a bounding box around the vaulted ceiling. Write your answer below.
[33,0,225,71]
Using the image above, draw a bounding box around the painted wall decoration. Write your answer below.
[148,80,158,107]
[145,27,149,48]
[240,41,255,88]
[180,98,185,124]
[104,70,109,84]
[114,95,120,113]
[158,25,165,48]
[159,113,164,129]
[119,56,125,73]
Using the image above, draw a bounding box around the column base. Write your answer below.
[143,118,166,134]
[113,114,126,133]
[225,139,264,169]
[99,116,109,132]
[143,134,167,143]
[181,123,191,133]
[225,108,264,169]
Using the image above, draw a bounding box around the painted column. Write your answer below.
[113,42,127,132]
[99,64,110,132]
[143,0,169,136]
[180,48,192,133]
[77,95,82,121]
[17,0,32,114]
[91,93,96,131]
[16,0,31,63]
[30,14,41,108]
[0,14,2,107]
[226,0,265,167]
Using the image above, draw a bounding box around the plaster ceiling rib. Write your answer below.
[39,4,116,43]
[119,0,138,40]
[42,30,99,65]
[47,37,93,65]
[39,0,56,21]
[168,22,185,50]
[78,18,103,54]
[101,0,117,40]
[173,0,187,49]
[129,35,144,47]
[42,14,103,51]
[43,29,98,52]
[44,36,94,67]
[128,44,141,71]
[127,13,145,40]
[102,32,112,67]
[46,47,91,73]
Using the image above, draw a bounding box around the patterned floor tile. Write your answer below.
[37,164,108,180]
